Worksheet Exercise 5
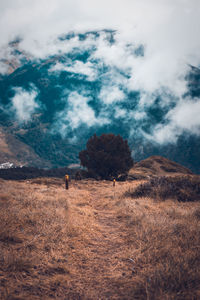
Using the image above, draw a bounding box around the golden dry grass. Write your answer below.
[0,177,200,299]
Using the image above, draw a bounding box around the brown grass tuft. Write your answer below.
[125,175,200,202]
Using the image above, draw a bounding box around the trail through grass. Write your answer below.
[0,178,200,299]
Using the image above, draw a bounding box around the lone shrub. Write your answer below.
[79,133,133,179]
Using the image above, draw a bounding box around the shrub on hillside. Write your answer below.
[125,176,200,202]
[79,133,133,180]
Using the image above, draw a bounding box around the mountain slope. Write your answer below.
[0,32,200,172]
[0,127,51,167]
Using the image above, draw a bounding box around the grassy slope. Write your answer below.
[0,177,200,299]
[128,155,193,179]
[0,128,51,168]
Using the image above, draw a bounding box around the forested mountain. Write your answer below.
[0,32,199,173]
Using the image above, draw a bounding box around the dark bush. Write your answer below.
[125,176,200,202]
[79,133,133,179]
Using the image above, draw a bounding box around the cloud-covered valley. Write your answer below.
[0,0,200,171]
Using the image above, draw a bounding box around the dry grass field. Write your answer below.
[0,176,200,299]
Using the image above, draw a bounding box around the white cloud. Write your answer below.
[99,85,125,104]
[11,85,39,122]
[152,98,200,143]
[0,1,199,96]
[55,91,110,135]
[50,60,97,81]
[114,108,127,118]
[133,111,147,121]
[0,61,9,74]
[67,92,97,128]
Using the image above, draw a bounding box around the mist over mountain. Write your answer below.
[0,30,199,173]
[0,1,200,173]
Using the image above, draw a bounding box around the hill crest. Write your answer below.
[128,155,193,180]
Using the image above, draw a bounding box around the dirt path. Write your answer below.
[1,178,200,299]
[0,179,136,299]
[68,182,134,299]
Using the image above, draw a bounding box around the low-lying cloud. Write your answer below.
[53,91,110,137]
[152,97,200,144]
[99,86,125,105]
[10,85,40,123]
[50,60,98,81]
[0,0,200,145]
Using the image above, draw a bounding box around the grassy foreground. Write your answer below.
[0,177,200,299]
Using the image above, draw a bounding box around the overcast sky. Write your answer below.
[0,0,200,143]
[1,0,199,64]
